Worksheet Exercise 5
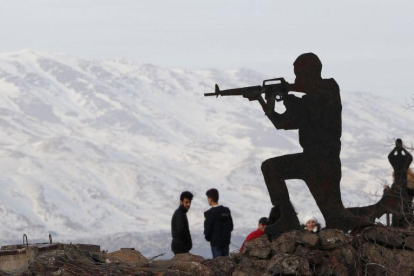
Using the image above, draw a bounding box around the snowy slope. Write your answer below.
[0,50,412,257]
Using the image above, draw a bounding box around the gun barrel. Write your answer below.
[204,93,217,97]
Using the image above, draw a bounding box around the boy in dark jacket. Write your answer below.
[204,188,233,258]
[171,191,193,255]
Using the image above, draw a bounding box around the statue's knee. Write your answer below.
[261,159,274,174]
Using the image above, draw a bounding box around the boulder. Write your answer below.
[330,245,359,272]
[229,252,243,264]
[293,244,311,256]
[404,236,414,250]
[152,270,181,276]
[319,229,351,249]
[271,233,296,254]
[106,248,149,267]
[143,268,192,276]
[241,236,272,259]
[232,257,268,276]
[363,227,405,248]
[232,267,263,276]
[170,261,214,275]
[272,230,319,255]
[363,243,414,276]
[334,263,349,276]
[267,253,312,275]
[313,257,334,275]
[300,231,320,247]
[171,253,205,263]
[202,257,236,276]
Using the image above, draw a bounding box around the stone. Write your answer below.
[171,253,204,263]
[271,234,296,254]
[232,267,263,276]
[334,263,349,276]
[300,232,319,247]
[137,268,184,276]
[330,245,360,274]
[319,229,351,249]
[404,236,414,250]
[170,261,214,275]
[293,244,311,257]
[105,248,149,267]
[363,243,414,276]
[241,236,271,259]
[229,252,243,264]
[202,257,235,276]
[272,230,319,255]
[232,257,268,276]
[364,227,405,248]
[267,253,312,275]
[314,257,334,275]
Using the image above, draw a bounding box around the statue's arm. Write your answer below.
[388,148,397,163]
[401,147,413,164]
[266,95,301,130]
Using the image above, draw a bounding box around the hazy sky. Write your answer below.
[1,0,413,101]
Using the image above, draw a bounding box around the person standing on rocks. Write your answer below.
[240,217,268,252]
[204,188,233,258]
[171,191,193,255]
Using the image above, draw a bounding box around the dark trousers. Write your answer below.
[211,245,229,259]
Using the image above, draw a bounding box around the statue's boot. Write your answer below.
[347,186,411,223]
[264,198,300,238]
[325,209,373,233]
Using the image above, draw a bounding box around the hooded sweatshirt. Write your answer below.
[204,205,233,247]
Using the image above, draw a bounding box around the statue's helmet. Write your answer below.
[293,53,322,77]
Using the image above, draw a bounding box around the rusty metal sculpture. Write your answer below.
[206,53,371,236]
[348,139,413,226]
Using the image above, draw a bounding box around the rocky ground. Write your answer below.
[2,225,414,275]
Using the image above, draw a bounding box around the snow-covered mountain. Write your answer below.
[0,50,412,258]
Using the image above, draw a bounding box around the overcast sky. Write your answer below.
[0,0,413,102]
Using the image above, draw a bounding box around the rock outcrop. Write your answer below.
[4,225,414,275]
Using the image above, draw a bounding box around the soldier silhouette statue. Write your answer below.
[259,53,371,236]
[205,53,371,236]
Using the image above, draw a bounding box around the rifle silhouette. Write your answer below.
[204,78,293,115]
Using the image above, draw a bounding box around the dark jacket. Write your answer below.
[171,205,192,254]
[204,205,233,247]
